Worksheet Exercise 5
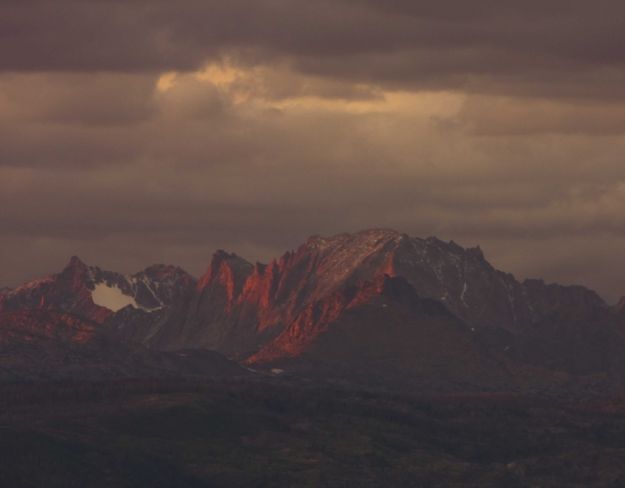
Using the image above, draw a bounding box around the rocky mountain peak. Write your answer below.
[67,255,86,266]
[467,245,485,260]
[61,255,91,279]
[197,251,253,292]
[304,228,403,252]
[141,264,188,279]
[1,256,197,325]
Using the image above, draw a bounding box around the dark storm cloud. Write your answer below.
[458,96,625,135]
[0,121,146,168]
[0,73,158,126]
[2,1,625,99]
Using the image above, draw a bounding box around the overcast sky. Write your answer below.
[2,1,625,301]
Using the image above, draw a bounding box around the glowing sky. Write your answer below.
[2,1,625,301]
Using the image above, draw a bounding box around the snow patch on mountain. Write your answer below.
[92,283,139,312]
[129,275,165,308]
[460,281,468,305]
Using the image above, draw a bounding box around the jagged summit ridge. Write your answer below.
[138,228,608,360]
[2,230,609,332]
[0,256,196,322]
[270,229,530,330]
[304,228,404,250]
[3,228,625,383]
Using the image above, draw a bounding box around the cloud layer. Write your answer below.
[2,1,625,301]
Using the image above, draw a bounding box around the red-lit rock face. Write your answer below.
[256,273,439,362]
[151,230,406,355]
[196,250,254,313]
[0,256,113,324]
[0,310,97,345]
[246,274,402,364]
[233,229,401,324]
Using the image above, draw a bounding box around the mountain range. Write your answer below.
[3,228,625,392]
